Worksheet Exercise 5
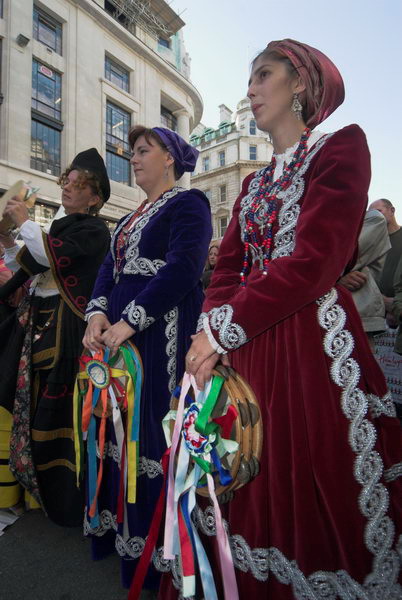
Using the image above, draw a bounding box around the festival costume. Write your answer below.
[0,213,110,523]
[84,186,212,589]
[160,125,402,599]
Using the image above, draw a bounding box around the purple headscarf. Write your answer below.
[152,127,199,178]
[265,39,345,129]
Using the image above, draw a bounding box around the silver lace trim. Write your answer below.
[196,312,206,332]
[122,301,155,331]
[239,134,332,264]
[367,392,397,419]
[96,441,120,463]
[316,287,401,598]
[94,444,162,480]
[384,462,402,483]
[138,456,163,479]
[86,296,108,315]
[208,304,247,350]
[164,307,178,393]
[111,187,185,280]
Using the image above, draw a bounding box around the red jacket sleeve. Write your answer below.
[203,125,371,351]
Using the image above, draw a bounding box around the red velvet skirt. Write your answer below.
[159,286,402,598]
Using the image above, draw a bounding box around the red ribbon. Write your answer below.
[127,449,170,600]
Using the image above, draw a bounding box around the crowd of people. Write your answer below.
[0,37,401,600]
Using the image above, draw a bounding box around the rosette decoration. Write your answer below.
[128,367,262,600]
[73,340,143,528]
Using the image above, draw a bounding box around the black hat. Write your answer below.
[71,148,111,203]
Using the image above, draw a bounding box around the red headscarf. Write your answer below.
[265,39,345,129]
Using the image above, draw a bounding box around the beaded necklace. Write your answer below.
[240,127,311,286]
[115,199,150,275]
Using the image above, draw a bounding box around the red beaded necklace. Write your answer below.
[115,200,149,275]
[240,127,311,286]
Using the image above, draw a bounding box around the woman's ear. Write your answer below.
[293,74,306,95]
[165,151,175,169]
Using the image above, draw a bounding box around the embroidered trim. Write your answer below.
[164,308,178,393]
[384,462,402,483]
[208,304,247,350]
[367,392,396,418]
[96,441,120,463]
[122,301,155,331]
[239,134,332,264]
[196,312,206,332]
[316,288,401,598]
[111,187,185,280]
[138,456,163,478]
[86,296,108,315]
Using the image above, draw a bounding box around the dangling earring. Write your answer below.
[291,93,303,120]
[164,165,169,181]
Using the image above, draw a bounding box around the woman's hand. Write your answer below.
[101,320,135,352]
[83,313,111,351]
[185,330,230,389]
[3,196,30,228]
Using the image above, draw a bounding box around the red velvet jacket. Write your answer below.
[202,124,370,350]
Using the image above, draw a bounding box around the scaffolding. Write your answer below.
[109,0,184,39]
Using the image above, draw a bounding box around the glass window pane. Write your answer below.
[106,102,130,153]
[33,6,62,55]
[31,119,61,176]
[105,56,129,92]
[106,150,130,185]
[32,60,62,120]
[160,106,177,131]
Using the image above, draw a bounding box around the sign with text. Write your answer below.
[373,328,402,404]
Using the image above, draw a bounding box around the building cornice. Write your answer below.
[191,160,267,181]
[73,0,203,124]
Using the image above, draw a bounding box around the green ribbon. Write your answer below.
[195,376,225,437]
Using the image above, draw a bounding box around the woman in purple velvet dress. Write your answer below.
[82,126,212,594]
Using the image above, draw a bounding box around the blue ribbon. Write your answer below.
[211,447,233,486]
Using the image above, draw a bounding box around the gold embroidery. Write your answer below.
[31,428,74,442]
[36,459,76,472]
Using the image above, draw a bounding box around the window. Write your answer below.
[202,156,210,172]
[219,185,226,203]
[28,202,57,228]
[32,60,62,120]
[249,145,257,160]
[106,101,131,185]
[31,119,61,175]
[31,59,62,176]
[158,37,171,49]
[160,106,177,131]
[218,151,225,167]
[0,0,3,19]
[204,189,211,201]
[33,5,62,55]
[105,56,129,92]
[218,216,228,238]
[249,119,256,135]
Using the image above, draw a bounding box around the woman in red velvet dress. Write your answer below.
[167,39,402,599]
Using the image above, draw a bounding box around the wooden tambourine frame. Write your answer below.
[0,180,37,234]
[169,365,263,501]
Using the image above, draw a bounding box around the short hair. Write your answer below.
[376,198,394,210]
[128,125,180,180]
[58,167,104,215]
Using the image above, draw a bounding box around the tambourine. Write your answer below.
[166,365,262,502]
[73,341,144,524]
[0,180,38,234]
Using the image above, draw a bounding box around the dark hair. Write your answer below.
[251,49,307,121]
[128,125,180,180]
[58,168,104,215]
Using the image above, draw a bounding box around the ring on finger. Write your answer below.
[189,355,197,362]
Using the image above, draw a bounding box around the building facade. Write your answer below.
[190,99,273,241]
[0,0,203,230]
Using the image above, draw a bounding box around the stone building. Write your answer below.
[190,98,273,242]
[0,0,203,230]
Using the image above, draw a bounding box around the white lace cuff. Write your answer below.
[202,315,226,354]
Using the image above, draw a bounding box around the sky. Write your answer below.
[170,0,402,215]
